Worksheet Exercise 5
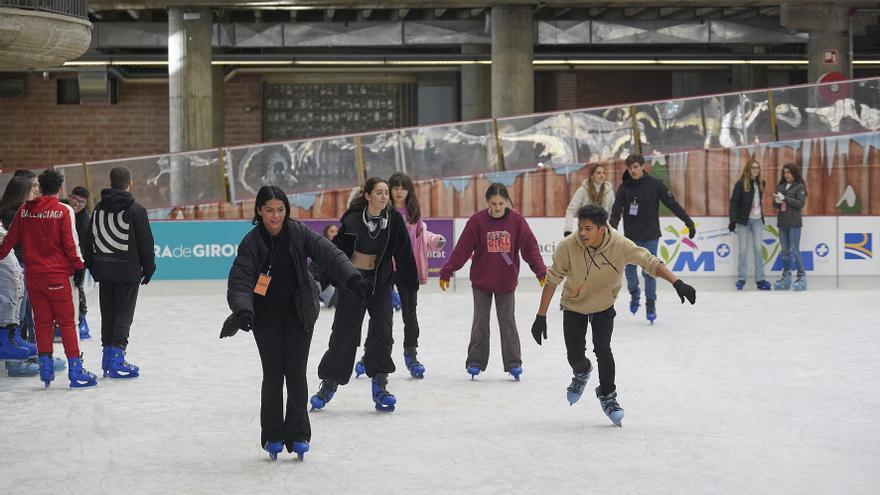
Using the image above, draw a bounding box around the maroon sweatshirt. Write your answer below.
[440,208,546,294]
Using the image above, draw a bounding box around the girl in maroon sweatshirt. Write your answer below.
[439,183,546,381]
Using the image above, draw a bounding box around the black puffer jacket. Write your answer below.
[83,189,155,283]
[333,206,418,293]
[227,218,359,331]
[729,179,765,226]
[610,170,693,242]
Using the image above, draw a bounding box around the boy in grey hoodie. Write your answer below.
[529,205,697,427]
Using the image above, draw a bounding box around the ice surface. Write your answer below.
[1,281,878,494]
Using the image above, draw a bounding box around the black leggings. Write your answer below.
[252,311,313,449]
[563,306,616,396]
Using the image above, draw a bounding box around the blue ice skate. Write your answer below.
[67,355,97,388]
[596,387,624,427]
[774,273,792,290]
[566,370,591,405]
[101,346,110,377]
[756,280,772,291]
[6,359,39,377]
[78,315,91,340]
[509,366,522,382]
[10,330,36,357]
[646,300,656,325]
[309,380,337,411]
[38,354,54,388]
[391,289,401,312]
[0,334,30,360]
[629,288,641,315]
[467,365,481,381]
[792,276,807,292]
[735,279,745,291]
[263,441,283,461]
[108,347,139,379]
[403,347,425,379]
[354,359,366,378]
[372,375,396,412]
[291,441,309,461]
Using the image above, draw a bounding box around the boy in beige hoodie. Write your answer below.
[530,205,696,426]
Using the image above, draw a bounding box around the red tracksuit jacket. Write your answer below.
[0,196,84,276]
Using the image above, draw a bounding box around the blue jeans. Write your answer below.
[625,238,658,301]
[778,227,805,277]
[736,219,765,282]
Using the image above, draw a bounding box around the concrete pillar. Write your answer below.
[781,4,852,82]
[168,8,213,152]
[490,6,534,118]
[460,44,491,121]
[212,66,225,147]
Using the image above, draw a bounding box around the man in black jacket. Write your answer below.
[609,154,695,323]
[82,167,155,379]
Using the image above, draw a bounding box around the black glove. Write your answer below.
[238,310,254,332]
[728,221,736,233]
[73,269,85,287]
[220,313,239,338]
[346,273,372,299]
[673,279,696,305]
[563,231,572,238]
[687,223,696,239]
[141,266,155,285]
[531,315,547,345]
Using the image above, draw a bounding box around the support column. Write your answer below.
[460,44,490,121]
[490,6,534,118]
[168,8,213,152]
[781,4,852,82]
[212,66,225,147]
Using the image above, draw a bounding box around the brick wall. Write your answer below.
[0,72,265,170]
[535,70,674,113]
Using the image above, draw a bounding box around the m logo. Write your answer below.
[93,210,130,254]
[844,233,872,260]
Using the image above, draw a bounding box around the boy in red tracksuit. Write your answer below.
[0,169,98,388]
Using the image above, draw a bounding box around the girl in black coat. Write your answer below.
[310,177,418,413]
[728,160,771,291]
[224,186,360,461]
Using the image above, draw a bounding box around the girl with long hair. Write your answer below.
[728,160,771,291]
[224,185,360,460]
[773,163,808,291]
[439,183,546,381]
[310,177,418,413]
[564,163,615,237]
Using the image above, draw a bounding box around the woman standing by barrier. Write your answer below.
[564,163,615,237]
[728,160,771,291]
[773,163,808,291]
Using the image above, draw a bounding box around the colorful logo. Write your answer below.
[660,225,715,272]
[844,233,873,260]
[815,243,830,258]
[715,243,731,258]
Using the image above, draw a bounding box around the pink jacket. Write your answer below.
[396,207,445,284]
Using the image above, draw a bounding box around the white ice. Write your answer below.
[1,281,878,495]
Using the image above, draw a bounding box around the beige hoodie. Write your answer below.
[545,226,664,315]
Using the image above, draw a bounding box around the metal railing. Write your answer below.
[0,0,88,19]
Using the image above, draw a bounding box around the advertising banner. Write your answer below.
[152,220,252,280]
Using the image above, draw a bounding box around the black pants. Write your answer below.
[318,282,394,385]
[395,281,419,349]
[563,306,616,396]
[253,311,313,449]
[99,281,139,349]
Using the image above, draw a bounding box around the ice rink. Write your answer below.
[1,280,878,494]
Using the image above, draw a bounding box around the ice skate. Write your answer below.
[371,374,396,412]
[108,347,139,378]
[566,370,591,405]
[67,354,98,388]
[735,279,745,291]
[467,365,481,381]
[0,333,30,361]
[629,288,640,315]
[403,347,425,379]
[354,358,366,378]
[10,330,36,357]
[756,280,772,291]
[6,359,39,377]
[263,441,283,461]
[792,276,807,291]
[78,315,91,340]
[309,380,337,411]
[38,353,54,388]
[290,441,309,461]
[774,273,792,290]
[596,387,624,427]
[508,366,522,382]
[646,299,656,324]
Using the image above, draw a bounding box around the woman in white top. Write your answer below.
[564,163,615,236]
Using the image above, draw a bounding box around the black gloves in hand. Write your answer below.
[73,269,85,287]
[141,266,155,285]
[563,231,572,238]
[345,274,372,298]
[220,310,254,338]
[531,315,548,345]
[673,279,696,304]
[687,223,697,239]
[728,221,736,233]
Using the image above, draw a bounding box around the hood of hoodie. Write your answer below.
[24,195,61,213]
[99,188,135,213]
[621,169,648,184]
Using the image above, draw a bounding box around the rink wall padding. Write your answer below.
[150,216,880,280]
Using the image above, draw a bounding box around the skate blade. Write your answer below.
[374,404,395,412]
